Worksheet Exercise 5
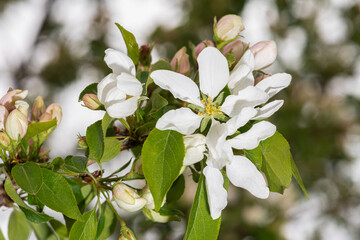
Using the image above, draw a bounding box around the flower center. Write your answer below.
[198,97,221,116]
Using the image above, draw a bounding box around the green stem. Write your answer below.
[100,190,127,227]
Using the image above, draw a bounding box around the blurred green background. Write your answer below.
[0,0,360,239]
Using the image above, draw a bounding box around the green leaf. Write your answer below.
[166,174,185,203]
[96,202,117,240]
[8,208,31,240]
[30,222,57,240]
[4,178,52,223]
[86,120,104,163]
[78,83,98,102]
[291,157,309,199]
[0,228,5,240]
[142,128,185,211]
[101,113,113,136]
[100,137,123,162]
[260,131,292,194]
[244,146,263,170]
[50,219,68,238]
[184,173,221,240]
[115,23,139,65]
[11,162,43,194]
[69,209,97,240]
[151,92,168,112]
[64,156,88,173]
[36,168,83,221]
[22,118,57,142]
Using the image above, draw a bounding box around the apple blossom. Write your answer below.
[97,48,143,119]
[222,39,247,64]
[5,109,28,140]
[151,47,269,135]
[195,40,214,57]
[82,93,102,110]
[0,106,8,131]
[183,134,206,165]
[31,96,45,121]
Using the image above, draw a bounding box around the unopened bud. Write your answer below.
[83,94,102,110]
[183,134,206,165]
[171,47,190,75]
[15,100,29,119]
[31,96,45,121]
[250,41,277,70]
[195,40,214,57]
[215,15,245,42]
[0,89,28,110]
[143,208,172,223]
[254,74,271,85]
[78,137,88,149]
[113,182,147,212]
[40,104,62,125]
[119,226,136,240]
[222,40,247,66]
[0,132,11,148]
[0,106,9,131]
[139,44,152,68]
[5,109,28,140]
[141,186,166,210]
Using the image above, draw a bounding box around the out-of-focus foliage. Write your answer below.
[1,0,360,239]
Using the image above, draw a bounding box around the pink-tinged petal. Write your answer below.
[156,107,202,135]
[105,96,139,119]
[203,166,228,219]
[226,156,269,199]
[228,50,255,94]
[221,86,269,117]
[117,73,143,97]
[97,74,119,103]
[104,48,136,76]
[226,107,257,135]
[252,100,284,120]
[15,100,29,119]
[0,106,9,130]
[255,73,291,98]
[228,121,276,150]
[0,89,28,110]
[198,47,229,99]
[151,70,201,106]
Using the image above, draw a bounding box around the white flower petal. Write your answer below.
[255,73,291,98]
[228,121,276,150]
[183,134,206,165]
[203,166,228,220]
[104,48,136,76]
[198,47,229,99]
[226,156,269,199]
[151,70,201,105]
[226,107,257,135]
[206,121,232,169]
[221,86,269,117]
[252,100,284,120]
[156,107,202,135]
[117,73,143,97]
[228,50,254,93]
[97,73,119,103]
[105,96,139,119]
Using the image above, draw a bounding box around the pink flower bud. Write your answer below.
[195,40,214,57]
[222,40,247,65]
[113,182,147,212]
[31,96,45,121]
[15,100,29,119]
[40,103,62,125]
[78,137,88,149]
[250,41,277,70]
[119,226,136,240]
[5,109,28,140]
[0,89,28,110]
[254,74,271,85]
[82,94,102,110]
[170,47,190,75]
[0,132,10,148]
[215,14,245,42]
[0,106,9,131]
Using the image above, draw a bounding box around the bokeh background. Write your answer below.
[1,0,360,239]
